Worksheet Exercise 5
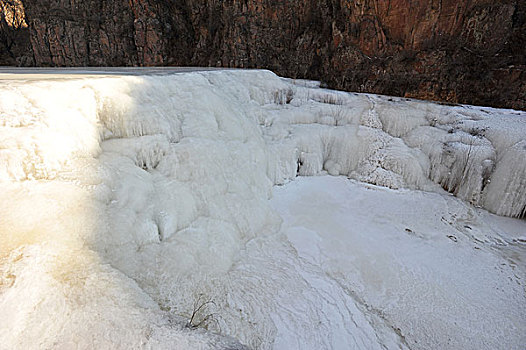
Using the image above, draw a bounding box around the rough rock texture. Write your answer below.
[1,0,525,109]
[0,0,32,65]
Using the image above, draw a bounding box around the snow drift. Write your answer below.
[0,69,525,349]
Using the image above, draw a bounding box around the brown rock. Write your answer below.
[1,0,524,110]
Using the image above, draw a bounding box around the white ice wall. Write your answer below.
[0,69,525,349]
[264,81,526,217]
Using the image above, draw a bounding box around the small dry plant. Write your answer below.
[185,293,220,331]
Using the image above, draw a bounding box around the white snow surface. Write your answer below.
[0,68,525,349]
[272,176,526,350]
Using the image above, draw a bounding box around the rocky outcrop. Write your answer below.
[0,0,32,65]
[2,0,525,110]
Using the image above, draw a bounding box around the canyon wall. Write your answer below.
[1,0,525,109]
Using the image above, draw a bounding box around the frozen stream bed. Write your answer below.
[271,176,526,349]
[0,68,525,349]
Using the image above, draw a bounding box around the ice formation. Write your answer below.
[0,69,525,349]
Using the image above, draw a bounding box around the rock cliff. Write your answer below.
[1,0,525,109]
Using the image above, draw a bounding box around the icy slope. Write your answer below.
[0,69,525,349]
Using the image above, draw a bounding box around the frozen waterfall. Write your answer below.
[0,69,525,349]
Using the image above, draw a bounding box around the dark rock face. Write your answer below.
[0,0,32,65]
[2,0,525,110]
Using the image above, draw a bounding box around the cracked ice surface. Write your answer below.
[0,69,525,349]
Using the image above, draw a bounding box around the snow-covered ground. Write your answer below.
[0,69,525,349]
